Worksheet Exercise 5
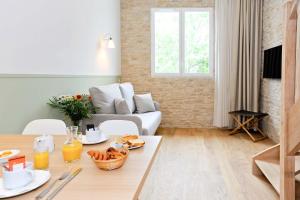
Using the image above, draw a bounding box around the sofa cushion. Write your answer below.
[89,83,122,114]
[119,83,135,113]
[114,98,131,114]
[153,101,160,111]
[133,111,161,135]
[134,93,156,114]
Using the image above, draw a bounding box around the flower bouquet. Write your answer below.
[48,94,98,126]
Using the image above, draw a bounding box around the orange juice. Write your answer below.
[62,140,82,162]
[34,151,49,169]
[63,126,83,162]
[73,140,83,159]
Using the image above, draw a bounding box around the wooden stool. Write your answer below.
[229,110,268,142]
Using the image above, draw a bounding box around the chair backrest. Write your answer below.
[99,120,139,136]
[22,119,67,135]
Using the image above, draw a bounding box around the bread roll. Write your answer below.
[128,139,145,147]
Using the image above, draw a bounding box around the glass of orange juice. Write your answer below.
[62,126,82,163]
[33,138,49,170]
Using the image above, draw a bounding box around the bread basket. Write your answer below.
[92,148,129,171]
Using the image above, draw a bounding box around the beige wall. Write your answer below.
[261,0,283,142]
[121,0,215,128]
[0,0,121,76]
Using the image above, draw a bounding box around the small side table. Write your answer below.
[229,110,268,142]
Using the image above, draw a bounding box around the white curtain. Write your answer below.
[213,0,262,128]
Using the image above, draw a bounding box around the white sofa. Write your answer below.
[82,83,161,135]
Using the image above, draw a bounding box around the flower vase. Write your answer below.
[72,120,83,132]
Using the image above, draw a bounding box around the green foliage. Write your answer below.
[185,12,209,73]
[155,11,210,74]
[48,95,97,126]
[156,35,180,73]
[155,12,179,73]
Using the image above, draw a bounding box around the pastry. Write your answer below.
[87,148,127,161]
[0,151,12,158]
[128,139,145,147]
[121,135,139,143]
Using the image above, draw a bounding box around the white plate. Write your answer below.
[81,134,109,145]
[127,145,144,150]
[110,142,144,150]
[0,149,20,163]
[0,170,51,199]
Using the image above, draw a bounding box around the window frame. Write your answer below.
[151,7,215,78]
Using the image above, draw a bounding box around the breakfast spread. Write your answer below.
[0,128,152,198]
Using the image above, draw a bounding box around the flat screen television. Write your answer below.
[263,45,282,79]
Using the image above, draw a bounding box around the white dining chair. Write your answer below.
[99,120,139,136]
[22,119,67,135]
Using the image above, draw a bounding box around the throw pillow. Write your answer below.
[119,82,135,113]
[115,98,131,114]
[89,83,122,114]
[134,93,156,113]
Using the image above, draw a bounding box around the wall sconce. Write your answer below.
[104,34,115,49]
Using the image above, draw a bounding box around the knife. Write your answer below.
[46,168,82,200]
[35,171,71,200]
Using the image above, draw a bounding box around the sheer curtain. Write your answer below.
[213,0,262,128]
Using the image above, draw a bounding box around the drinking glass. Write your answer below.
[33,138,49,170]
[62,126,83,163]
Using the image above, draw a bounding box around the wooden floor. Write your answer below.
[139,128,279,200]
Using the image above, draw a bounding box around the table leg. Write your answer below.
[246,117,268,142]
[238,116,258,141]
[230,115,243,135]
[230,116,255,136]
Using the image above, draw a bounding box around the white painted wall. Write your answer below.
[0,0,120,75]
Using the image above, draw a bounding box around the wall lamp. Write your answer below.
[104,34,115,49]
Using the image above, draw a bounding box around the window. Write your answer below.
[151,8,214,77]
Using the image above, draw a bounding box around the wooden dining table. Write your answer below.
[0,135,162,200]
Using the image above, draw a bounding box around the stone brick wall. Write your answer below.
[121,0,283,134]
[260,0,283,142]
[121,0,215,128]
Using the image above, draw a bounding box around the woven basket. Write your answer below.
[92,149,129,171]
